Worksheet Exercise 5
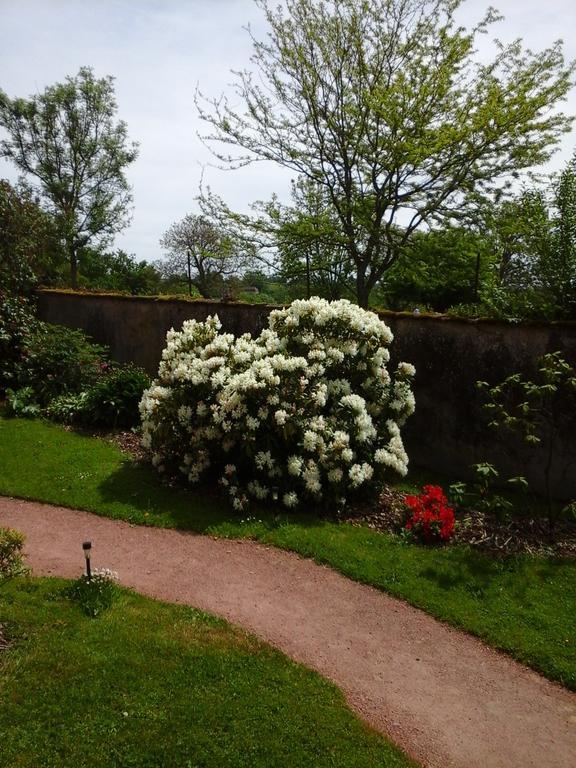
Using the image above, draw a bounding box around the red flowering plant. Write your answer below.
[404,485,455,544]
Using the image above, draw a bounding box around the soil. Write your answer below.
[79,428,576,558]
[2,495,576,768]
[342,487,576,558]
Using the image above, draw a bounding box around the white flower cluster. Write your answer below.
[140,298,415,511]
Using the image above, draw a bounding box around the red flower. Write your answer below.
[404,485,455,543]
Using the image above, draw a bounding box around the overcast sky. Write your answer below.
[1,0,575,264]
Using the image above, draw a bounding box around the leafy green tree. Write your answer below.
[0,67,138,288]
[542,154,576,316]
[80,248,161,295]
[470,156,576,320]
[159,214,250,298]
[276,178,353,299]
[480,190,552,286]
[0,178,64,294]
[379,227,493,311]
[197,0,574,307]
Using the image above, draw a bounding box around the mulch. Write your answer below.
[79,426,576,558]
[342,487,576,558]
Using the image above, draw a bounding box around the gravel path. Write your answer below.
[2,496,575,768]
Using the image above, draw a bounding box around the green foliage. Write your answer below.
[0,67,138,287]
[5,387,41,418]
[0,527,26,580]
[65,570,119,617]
[44,364,150,428]
[478,352,576,530]
[274,178,353,299]
[81,364,151,428]
[457,158,576,321]
[0,293,38,391]
[45,391,90,424]
[79,247,161,295]
[197,0,574,306]
[448,463,528,520]
[0,179,64,295]
[17,322,107,406]
[381,228,493,311]
[540,153,576,317]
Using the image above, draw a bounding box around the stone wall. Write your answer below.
[37,289,576,498]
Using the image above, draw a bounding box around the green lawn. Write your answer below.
[0,577,412,768]
[1,415,575,691]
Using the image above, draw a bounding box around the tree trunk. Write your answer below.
[356,263,370,308]
[186,251,192,296]
[69,244,78,289]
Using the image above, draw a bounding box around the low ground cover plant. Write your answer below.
[66,567,119,617]
[140,298,415,511]
[0,527,26,580]
[47,363,151,428]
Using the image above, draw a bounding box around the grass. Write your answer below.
[1,414,575,691]
[0,577,413,768]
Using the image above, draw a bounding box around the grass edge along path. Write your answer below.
[0,414,575,691]
[0,577,413,768]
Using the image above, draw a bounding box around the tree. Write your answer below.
[159,214,248,298]
[543,153,576,315]
[0,67,138,288]
[197,0,575,307]
[80,248,161,295]
[0,178,64,294]
[471,156,576,319]
[276,177,353,299]
[379,226,493,311]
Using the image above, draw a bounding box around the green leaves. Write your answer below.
[197,0,575,306]
[0,67,138,287]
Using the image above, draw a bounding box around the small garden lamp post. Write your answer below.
[82,541,92,580]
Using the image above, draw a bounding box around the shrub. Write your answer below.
[0,293,38,392]
[140,298,415,510]
[0,527,27,580]
[478,351,576,532]
[45,391,90,424]
[66,568,119,617]
[45,365,150,428]
[17,322,108,405]
[404,485,456,543]
[5,387,41,418]
[81,364,151,428]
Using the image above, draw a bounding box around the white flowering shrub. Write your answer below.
[140,298,415,511]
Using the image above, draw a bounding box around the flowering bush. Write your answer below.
[404,485,456,543]
[140,298,415,511]
[67,568,119,617]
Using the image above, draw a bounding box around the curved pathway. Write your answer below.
[1,496,575,768]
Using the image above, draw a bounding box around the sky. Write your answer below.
[1,0,575,264]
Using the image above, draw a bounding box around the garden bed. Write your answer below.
[342,487,576,558]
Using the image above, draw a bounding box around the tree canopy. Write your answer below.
[0,178,64,294]
[197,0,575,306]
[159,214,250,298]
[0,67,138,287]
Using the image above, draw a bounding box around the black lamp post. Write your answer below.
[82,541,92,580]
